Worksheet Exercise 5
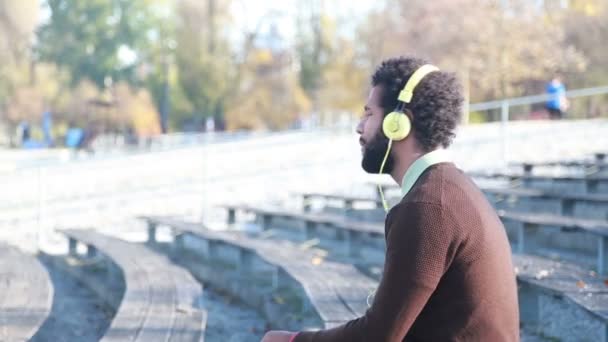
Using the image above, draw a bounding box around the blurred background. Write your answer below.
[1,0,605,240]
[1,0,607,149]
[1,1,608,341]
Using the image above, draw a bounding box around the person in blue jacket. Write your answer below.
[545,77,569,119]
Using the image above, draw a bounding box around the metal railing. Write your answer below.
[3,85,608,171]
[468,85,608,161]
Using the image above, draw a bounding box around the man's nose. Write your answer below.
[356,118,364,135]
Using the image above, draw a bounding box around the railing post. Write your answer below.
[68,238,78,256]
[147,221,157,244]
[227,208,236,225]
[303,194,312,213]
[599,236,608,275]
[501,100,510,165]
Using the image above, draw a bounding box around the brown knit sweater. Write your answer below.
[295,163,520,342]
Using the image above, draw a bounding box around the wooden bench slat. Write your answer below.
[221,204,384,236]
[148,216,608,338]
[513,254,608,330]
[484,187,608,203]
[169,271,206,342]
[225,200,608,276]
[499,211,608,237]
[511,159,608,178]
[0,244,53,341]
[469,171,608,181]
[143,216,375,328]
[567,292,608,322]
[60,230,205,342]
[296,192,383,205]
[513,254,607,293]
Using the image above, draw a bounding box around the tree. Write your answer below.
[0,0,39,61]
[294,1,368,125]
[4,63,68,126]
[0,0,39,105]
[174,0,234,127]
[357,0,586,101]
[35,0,180,132]
[225,48,311,130]
[560,0,608,117]
[295,1,324,96]
[562,0,608,86]
[318,37,367,117]
[36,0,159,89]
[174,0,293,130]
[114,82,161,136]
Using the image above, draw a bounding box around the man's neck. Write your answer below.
[390,150,425,187]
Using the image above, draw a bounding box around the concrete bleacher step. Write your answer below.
[222,200,608,340]
[218,203,386,260]
[239,202,608,341]
[510,152,608,174]
[469,171,608,194]
[219,202,608,274]
[365,166,608,196]
[0,243,53,341]
[289,190,608,275]
[485,187,608,220]
[31,252,116,341]
[297,182,608,222]
[514,254,608,342]
[146,211,608,341]
[59,229,207,342]
[142,216,377,332]
[221,203,384,234]
[499,210,608,274]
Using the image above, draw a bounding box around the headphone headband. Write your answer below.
[397,64,439,104]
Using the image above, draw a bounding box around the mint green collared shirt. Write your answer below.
[401,149,452,197]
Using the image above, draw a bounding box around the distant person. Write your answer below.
[262,56,519,341]
[205,117,216,132]
[124,126,139,147]
[17,121,44,149]
[545,77,569,120]
[41,110,54,147]
[79,124,99,153]
[65,123,85,149]
[17,121,31,146]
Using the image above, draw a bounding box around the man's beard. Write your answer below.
[361,130,395,174]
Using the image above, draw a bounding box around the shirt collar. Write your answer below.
[401,149,451,197]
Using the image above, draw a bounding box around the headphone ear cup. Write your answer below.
[383,112,411,141]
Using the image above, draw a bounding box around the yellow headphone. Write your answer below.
[377,64,439,212]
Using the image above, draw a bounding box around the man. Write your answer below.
[262,56,519,342]
[545,76,569,120]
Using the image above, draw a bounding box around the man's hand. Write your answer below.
[261,330,297,342]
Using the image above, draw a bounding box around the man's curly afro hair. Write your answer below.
[371,56,464,151]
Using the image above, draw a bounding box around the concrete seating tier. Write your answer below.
[469,171,608,194]
[484,187,608,220]
[0,243,53,341]
[219,204,385,254]
[141,216,377,331]
[61,229,207,342]
[514,254,608,342]
[145,213,608,342]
